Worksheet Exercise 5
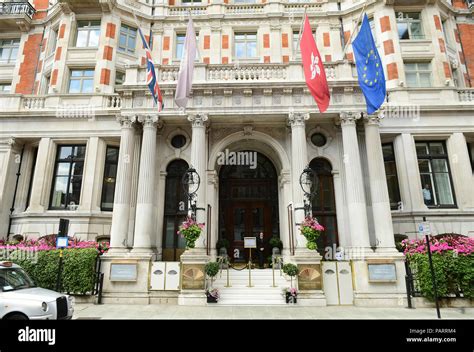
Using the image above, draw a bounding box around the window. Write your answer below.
[101,146,119,211]
[115,71,125,86]
[467,141,474,172]
[118,24,137,54]
[405,62,432,87]
[293,31,300,59]
[442,20,452,47]
[311,133,327,147]
[69,69,95,93]
[50,145,86,210]
[0,39,20,64]
[49,28,58,55]
[171,135,187,149]
[397,12,424,40]
[235,33,257,59]
[175,33,185,60]
[416,141,456,207]
[0,84,11,93]
[75,21,100,47]
[382,144,402,210]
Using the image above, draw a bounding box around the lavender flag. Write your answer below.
[175,18,197,109]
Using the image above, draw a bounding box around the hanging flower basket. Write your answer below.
[177,217,205,249]
[299,216,325,250]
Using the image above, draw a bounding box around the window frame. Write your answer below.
[0,83,11,93]
[118,24,137,54]
[100,145,120,212]
[69,69,95,94]
[49,144,86,210]
[415,141,457,208]
[175,33,186,60]
[75,20,101,48]
[382,143,402,210]
[0,38,20,64]
[234,32,258,60]
[396,12,424,40]
[404,62,432,88]
[49,27,58,55]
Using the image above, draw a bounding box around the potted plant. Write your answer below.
[284,287,298,304]
[269,236,283,251]
[300,216,325,250]
[177,217,205,249]
[282,263,299,289]
[205,261,220,288]
[205,288,219,303]
[216,238,230,253]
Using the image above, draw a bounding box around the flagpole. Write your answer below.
[296,5,308,57]
[185,10,201,62]
[342,0,369,56]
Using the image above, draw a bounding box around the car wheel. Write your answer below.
[6,314,28,320]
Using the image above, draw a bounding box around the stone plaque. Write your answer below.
[297,264,322,290]
[368,263,397,282]
[181,264,205,290]
[110,263,138,281]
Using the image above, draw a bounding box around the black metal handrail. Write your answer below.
[0,2,36,19]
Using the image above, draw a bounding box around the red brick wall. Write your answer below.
[33,0,48,20]
[387,63,399,81]
[452,0,467,9]
[282,33,288,48]
[458,23,474,86]
[15,34,43,94]
[380,16,391,33]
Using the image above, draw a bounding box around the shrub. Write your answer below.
[403,236,474,300]
[216,238,230,250]
[205,262,220,278]
[9,248,98,295]
[282,263,299,277]
[269,236,283,249]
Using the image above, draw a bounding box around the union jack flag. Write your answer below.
[138,27,163,111]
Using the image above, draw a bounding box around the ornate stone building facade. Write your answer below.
[0,0,473,305]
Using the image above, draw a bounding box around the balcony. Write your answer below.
[0,1,35,31]
[58,0,116,13]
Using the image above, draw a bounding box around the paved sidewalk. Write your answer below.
[72,304,474,320]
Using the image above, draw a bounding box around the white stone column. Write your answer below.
[288,112,310,252]
[447,133,474,210]
[339,112,371,252]
[187,113,208,250]
[132,115,159,253]
[109,115,136,253]
[363,113,397,253]
[400,133,426,211]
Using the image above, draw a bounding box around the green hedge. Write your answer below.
[10,248,98,295]
[410,253,474,300]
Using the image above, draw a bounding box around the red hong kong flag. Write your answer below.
[300,15,330,113]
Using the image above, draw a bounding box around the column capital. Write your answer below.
[137,114,160,128]
[116,114,136,128]
[188,113,209,127]
[362,109,385,126]
[288,112,310,127]
[339,111,361,126]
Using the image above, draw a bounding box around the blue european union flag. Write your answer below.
[353,14,386,114]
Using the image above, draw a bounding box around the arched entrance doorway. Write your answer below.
[218,152,279,263]
[162,159,189,261]
[310,158,339,257]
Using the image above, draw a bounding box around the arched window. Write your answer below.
[310,158,339,257]
[162,160,189,261]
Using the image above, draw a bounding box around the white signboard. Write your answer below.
[368,263,397,282]
[418,222,431,236]
[244,237,256,249]
[56,237,68,249]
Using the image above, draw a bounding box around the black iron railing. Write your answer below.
[0,2,36,19]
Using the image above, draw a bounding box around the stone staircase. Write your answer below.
[211,268,290,306]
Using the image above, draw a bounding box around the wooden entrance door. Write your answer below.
[226,202,271,263]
